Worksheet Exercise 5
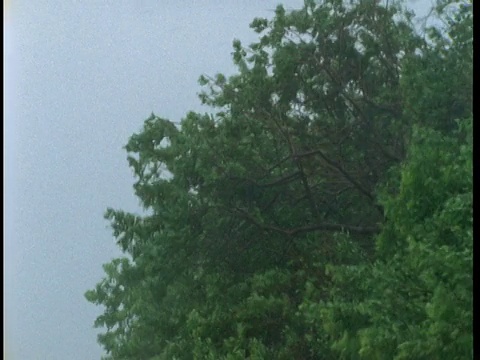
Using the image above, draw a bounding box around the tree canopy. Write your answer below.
[86,0,472,359]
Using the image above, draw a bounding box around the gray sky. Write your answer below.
[5,1,431,359]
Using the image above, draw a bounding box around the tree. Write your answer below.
[86,0,472,358]
[299,2,473,358]
[302,117,472,359]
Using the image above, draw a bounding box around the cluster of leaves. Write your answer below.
[85,0,472,359]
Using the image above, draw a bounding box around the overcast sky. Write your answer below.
[5,1,431,359]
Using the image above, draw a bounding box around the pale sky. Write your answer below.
[5,1,432,359]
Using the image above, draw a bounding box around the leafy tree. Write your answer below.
[299,2,472,358]
[86,0,472,359]
[302,117,472,359]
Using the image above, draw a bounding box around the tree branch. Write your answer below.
[232,207,380,236]
[227,171,300,188]
[295,147,376,203]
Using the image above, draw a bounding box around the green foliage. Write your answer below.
[400,0,472,134]
[86,1,472,359]
[320,118,472,359]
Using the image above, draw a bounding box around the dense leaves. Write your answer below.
[86,0,472,359]
[306,118,472,359]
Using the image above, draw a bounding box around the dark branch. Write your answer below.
[296,147,376,203]
[232,207,380,236]
[227,171,300,188]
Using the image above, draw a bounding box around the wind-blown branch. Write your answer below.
[296,147,376,202]
[227,171,300,188]
[232,207,380,236]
